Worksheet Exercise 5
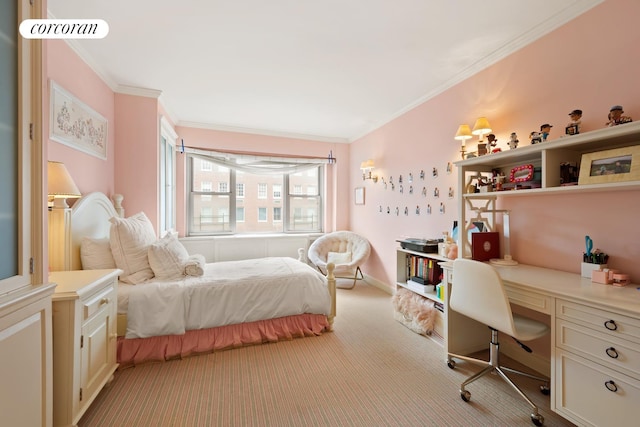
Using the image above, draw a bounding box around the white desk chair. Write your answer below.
[307,231,371,289]
[449,258,550,426]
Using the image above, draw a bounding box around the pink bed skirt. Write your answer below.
[117,313,330,368]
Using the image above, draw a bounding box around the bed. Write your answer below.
[68,192,336,367]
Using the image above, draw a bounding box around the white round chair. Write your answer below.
[307,231,371,289]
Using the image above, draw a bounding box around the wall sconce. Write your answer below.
[48,161,81,208]
[360,159,378,183]
[472,117,492,142]
[454,124,472,159]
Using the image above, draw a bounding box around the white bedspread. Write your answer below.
[120,257,330,339]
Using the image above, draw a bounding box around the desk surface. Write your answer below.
[441,261,640,317]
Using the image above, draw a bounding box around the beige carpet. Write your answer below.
[79,282,575,426]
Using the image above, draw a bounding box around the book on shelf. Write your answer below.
[406,279,433,294]
[405,255,443,286]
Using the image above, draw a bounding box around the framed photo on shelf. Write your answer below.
[578,146,640,185]
[354,187,365,205]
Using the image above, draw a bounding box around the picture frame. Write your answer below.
[354,187,365,205]
[50,80,108,160]
[578,145,640,185]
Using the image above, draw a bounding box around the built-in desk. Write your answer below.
[440,261,640,427]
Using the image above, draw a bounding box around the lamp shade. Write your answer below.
[454,124,472,141]
[48,161,81,208]
[472,117,492,136]
[360,159,374,170]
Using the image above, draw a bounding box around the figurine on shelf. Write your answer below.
[529,131,542,144]
[486,134,498,151]
[508,132,519,149]
[566,109,582,135]
[606,105,633,126]
[540,123,553,141]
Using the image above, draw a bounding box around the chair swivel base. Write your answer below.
[448,329,549,426]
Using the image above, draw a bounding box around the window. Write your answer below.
[258,207,267,222]
[201,160,212,171]
[258,183,267,199]
[159,116,177,235]
[187,153,323,235]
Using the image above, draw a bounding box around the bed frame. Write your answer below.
[69,192,337,366]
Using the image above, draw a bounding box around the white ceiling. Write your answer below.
[47,0,601,142]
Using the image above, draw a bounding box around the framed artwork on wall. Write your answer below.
[50,80,108,160]
[355,187,365,205]
[578,146,640,185]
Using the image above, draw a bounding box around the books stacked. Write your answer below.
[405,255,443,287]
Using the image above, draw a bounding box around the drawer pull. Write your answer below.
[604,320,618,331]
[100,298,110,306]
[605,347,619,359]
[604,380,618,393]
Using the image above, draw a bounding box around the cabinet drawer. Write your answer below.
[83,285,115,321]
[504,283,552,314]
[556,299,640,344]
[557,319,640,378]
[555,350,640,427]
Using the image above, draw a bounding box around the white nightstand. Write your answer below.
[50,269,121,427]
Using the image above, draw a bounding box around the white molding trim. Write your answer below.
[349,0,604,142]
[115,85,162,99]
[177,120,350,144]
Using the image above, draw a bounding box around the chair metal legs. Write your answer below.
[451,328,549,426]
[317,265,364,289]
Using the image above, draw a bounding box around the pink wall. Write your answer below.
[46,40,116,197]
[351,0,640,286]
[113,94,160,228]
[174,126,350,236]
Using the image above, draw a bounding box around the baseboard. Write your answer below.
[362,274,393,295]
[501,338,550,378]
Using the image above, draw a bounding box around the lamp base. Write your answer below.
[490,255,518,266]
[52,198,70,209]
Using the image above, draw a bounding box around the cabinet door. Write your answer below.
[79,295,116,415]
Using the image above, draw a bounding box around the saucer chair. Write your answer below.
[308,231,371,289]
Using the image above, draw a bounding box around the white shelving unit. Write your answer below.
[454,121,640,257]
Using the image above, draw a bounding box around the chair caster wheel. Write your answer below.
[540,385,550,395]
[531,413,544,426]
[460,390,471,402]
[447,360,456,369]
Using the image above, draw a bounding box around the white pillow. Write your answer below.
[148,233,190,280]
[109,212,157,284]
[327,251,352,265]
[80,237,117,270]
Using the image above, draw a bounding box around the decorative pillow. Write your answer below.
[327,251,352,265]
[80,237,117,270]
[148,233,190,280]
[109,212,157,284]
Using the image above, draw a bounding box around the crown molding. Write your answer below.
[115,84,162,98]
[349,0,604,142]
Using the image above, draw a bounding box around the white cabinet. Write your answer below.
[555,299,640,426]
[0,284,56,427]
[50,269,120,427]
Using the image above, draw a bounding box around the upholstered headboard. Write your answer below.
[69,192,122,270]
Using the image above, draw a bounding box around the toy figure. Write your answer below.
[486,134,498,152]
[540,123,553,141]
[529,131,542,144]
[508,132,519,149]
[566,109,582,135]
[607,105,632,126]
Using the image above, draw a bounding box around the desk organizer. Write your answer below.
[581,262,607,278]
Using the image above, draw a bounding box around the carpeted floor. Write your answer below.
[79,282,575,426]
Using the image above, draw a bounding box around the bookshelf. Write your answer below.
[395,247,449,340]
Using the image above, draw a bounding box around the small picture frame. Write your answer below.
[355,187,365,205]
[578,146,640,185]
